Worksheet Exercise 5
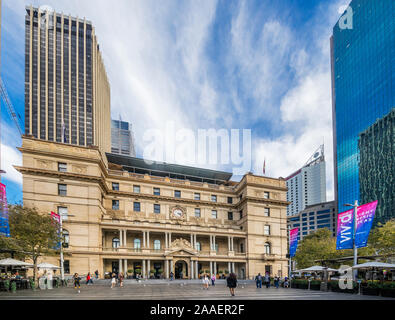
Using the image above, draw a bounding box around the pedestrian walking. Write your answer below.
[73,273,81,293]
[119,272,124,287]
[284,276,289,288]
[170,272,174,281]
[86,272,93,285]
[255,273,262,288]
[95,270,99,279]
[226,273,237,296]
[211,274,216,286]
[111,273,117,288]
[202,274,209,290]
[274,275,279,289]
[264,272,270,288]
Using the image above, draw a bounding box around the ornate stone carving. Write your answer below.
[170,238,194,251]
[72,164,87,174]
[36,159,53,170]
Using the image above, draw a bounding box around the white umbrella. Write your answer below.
[300,266,338,273]
[37,263,61,270]
[0,258,34,268]
[352,262,395,270]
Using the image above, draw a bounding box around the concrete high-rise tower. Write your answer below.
[24,6,111,153]
[285,145,327,216]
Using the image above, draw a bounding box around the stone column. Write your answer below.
[165,232,168,249]
[195,261,199,279]
[232,262,235,274]
[165,260,169,278]
[228,262,231,274]
[169,232,172,246]
[120,230,123,247]
[214,261,217,275]
[143,231,146,248]
[170,260,174,273]
[190,261,194,279]
[228,237,231,252]
[124,230,127,247]
[213,235,216,251]
[190,234,194,248]
[194,234,197,250]
[210,261,213,275]
[142,260,146,278]
[119,259,122,273]
[124,259,127,274]
[147,260,150,278]
[147,231,150,249]
[231,237,234,251]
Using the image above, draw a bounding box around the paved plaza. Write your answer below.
[0,280,393,300]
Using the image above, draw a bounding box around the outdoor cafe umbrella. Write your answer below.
[352,262,395,270]
[0,258,34,268]
[300,266,338,273]
[37,263,61,270]
[352,262,395,282]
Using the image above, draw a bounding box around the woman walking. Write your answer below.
[274,275,279,289]
[111,272,117,288]
[226,273,237,296]
[119,272,124,288]
[211,274,216,286]
[73,273,81,293]
[202,274,209,290]
[86,272,92,285]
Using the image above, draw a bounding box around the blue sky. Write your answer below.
[1,0,349,204]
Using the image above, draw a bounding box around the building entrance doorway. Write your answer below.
[112,261,119,275]
[175,260,188,279]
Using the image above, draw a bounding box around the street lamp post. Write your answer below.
[344,200,359,280]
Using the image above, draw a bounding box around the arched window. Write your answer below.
[196,242,201,251]
[112,237,120,248]
[154,240,161,250]
[264,242,271,254]
[63,230,69,248]
[134,238,141,249]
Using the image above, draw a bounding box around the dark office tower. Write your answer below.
[358,108,394,227]
[24,6,111,153]
[331,0,395,214]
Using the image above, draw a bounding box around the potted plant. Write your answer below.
[127,269,134,279]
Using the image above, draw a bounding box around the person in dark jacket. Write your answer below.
[226,273,237,296]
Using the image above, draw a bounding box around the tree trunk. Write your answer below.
[33,256,38,284]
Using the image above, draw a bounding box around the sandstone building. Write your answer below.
[16,136,289,279]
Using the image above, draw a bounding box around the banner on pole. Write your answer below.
[51,211,61,249]
[336,209,354,250]
[289,228,299,257]
[0,183,10,238]
[355,200,378,248]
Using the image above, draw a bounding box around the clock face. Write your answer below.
[173,208,183,218]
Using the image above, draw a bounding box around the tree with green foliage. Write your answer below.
[368,219,395,258]
[293,228,375,269]
[2,205,60,281]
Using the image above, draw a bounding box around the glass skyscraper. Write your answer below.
[111,119,136,157]
[331,0,395,214]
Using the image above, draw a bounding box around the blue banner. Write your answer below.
[336,209,354,250]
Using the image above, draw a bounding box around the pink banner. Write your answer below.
[355,201,378,248]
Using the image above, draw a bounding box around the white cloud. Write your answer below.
[1,143,22,185]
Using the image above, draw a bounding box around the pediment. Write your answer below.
[168,248,197,256]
